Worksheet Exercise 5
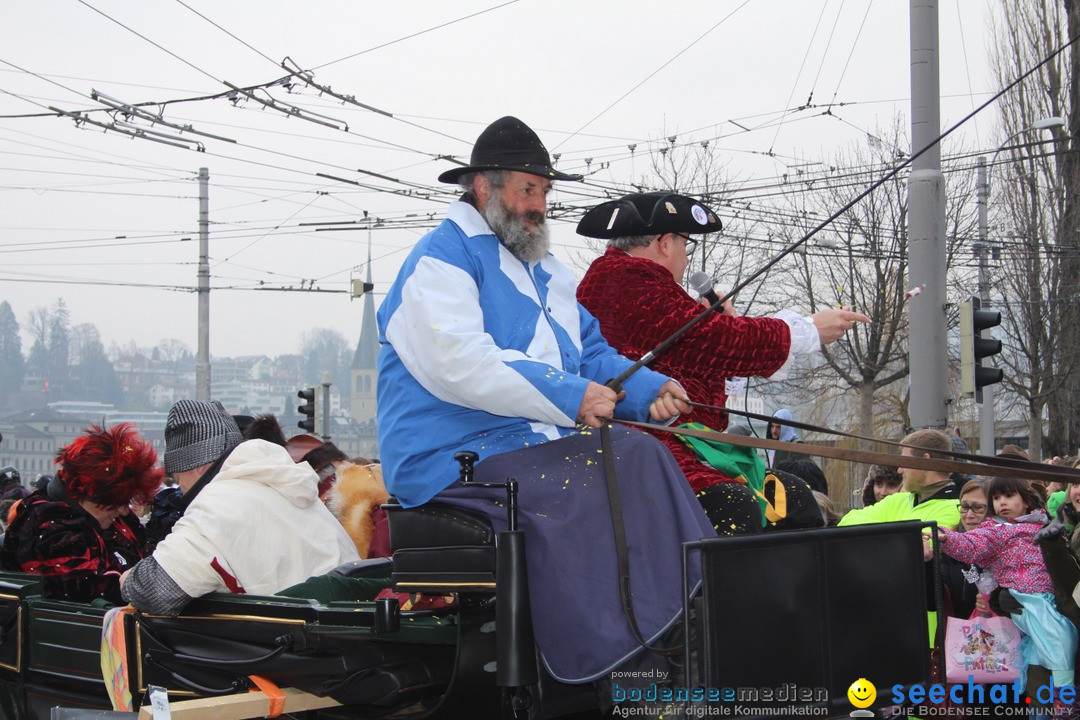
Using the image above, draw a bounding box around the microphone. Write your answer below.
[689,271,721,305]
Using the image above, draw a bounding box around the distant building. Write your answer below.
[0,408,94,483]
[147,383,176,409]
[48,400,115,417]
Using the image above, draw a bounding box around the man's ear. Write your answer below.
[473,174,491,205]
[656,233,673,258]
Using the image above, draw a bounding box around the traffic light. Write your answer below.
[959,295,1003,403]
[297,387,317,432]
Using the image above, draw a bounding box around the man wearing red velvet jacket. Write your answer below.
[577,192,867,534]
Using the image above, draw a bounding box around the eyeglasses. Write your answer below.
[959,503,988,515]
[671,233,699,257]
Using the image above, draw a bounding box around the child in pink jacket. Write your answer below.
[938,476,1077,687]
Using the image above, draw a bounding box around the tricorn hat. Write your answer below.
[576,192,723,239]
[437,116,582,184]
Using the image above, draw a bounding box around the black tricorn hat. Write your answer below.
[437,116,582,184]
[576,192,723,239]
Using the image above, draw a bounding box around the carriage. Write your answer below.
[0,445,934,720]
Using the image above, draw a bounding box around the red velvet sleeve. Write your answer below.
[578,250,791,380]
[583,250,794,487]
[579,249,795,445]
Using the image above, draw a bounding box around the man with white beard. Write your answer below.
[376,116,716,688]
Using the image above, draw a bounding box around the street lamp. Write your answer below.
[973,116,1065,455]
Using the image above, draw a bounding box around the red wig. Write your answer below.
[55,423,163,508]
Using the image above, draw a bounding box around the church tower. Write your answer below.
[350,244,379,423]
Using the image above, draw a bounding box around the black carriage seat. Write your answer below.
[384,499,497,591]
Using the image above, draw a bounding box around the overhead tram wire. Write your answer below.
[8,42,851,211]
[74,0,222,85]
[3,77,1016,248]
[556,105,847,177]
[278,58,471,146]
[309,1,522,71]
[210,194,324,268]
[953,0,983,148]
[806,0,848,105]
[0,166,193,183]
[0,58,94,105]
[62,3,468,156]
[0,66,208,97]
[546,138,1015,237]
[0,223,337,252]
[173,0,280,69]
[552,0,752,152]
[766,1,831,156]
[0,109,222,180]
[4,259,193,268]
[826,0,875,108]
[605,30,1080,391]
[541,84,998,181]
[6,59,989,199]
[0,65,349,174]
[0,271,356,295]
[0,148,194,178]
[14,76,473,193]
[0,275,195,292]
[0,187,197,200]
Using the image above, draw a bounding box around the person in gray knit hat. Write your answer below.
[140,400,244,548]
[163,399,242,478]
[120,398,359,615]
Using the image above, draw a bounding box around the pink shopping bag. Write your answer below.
[944,611,1022,684]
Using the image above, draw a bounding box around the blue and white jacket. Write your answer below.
[376,200,670,507]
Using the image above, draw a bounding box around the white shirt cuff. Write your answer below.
[769,310,821,379]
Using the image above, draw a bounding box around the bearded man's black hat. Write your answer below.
[437,116,582,184]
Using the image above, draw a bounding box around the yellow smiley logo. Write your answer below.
[847,678,876,709]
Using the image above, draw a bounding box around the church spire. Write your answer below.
[351,235,378,371]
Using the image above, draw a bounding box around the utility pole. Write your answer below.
[907,0,949,430]
[196,167,211,402]
[975,157,995,455]
[320,372,332,441]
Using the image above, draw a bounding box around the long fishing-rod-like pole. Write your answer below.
[607,34,1078,393]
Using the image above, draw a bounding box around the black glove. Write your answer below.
[1035,501,1077,542]
[1062,501,1079,526]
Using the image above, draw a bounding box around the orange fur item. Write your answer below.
[327,462,388,559]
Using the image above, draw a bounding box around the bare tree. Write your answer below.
[69,323,101,367]
[642,135,775,294]
[989,0,1080,457]
[765,121,914,441]
[24,306,49,370]
[299,327,351,393]
[756,118,978,439]
[154,339,194,368]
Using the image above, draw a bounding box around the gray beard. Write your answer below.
[482,195,550,264]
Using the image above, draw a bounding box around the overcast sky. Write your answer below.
[0,1,1001,365]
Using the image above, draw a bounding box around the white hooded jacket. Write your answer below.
[153,439,360,598]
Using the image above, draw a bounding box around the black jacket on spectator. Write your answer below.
[0,477,147,603]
